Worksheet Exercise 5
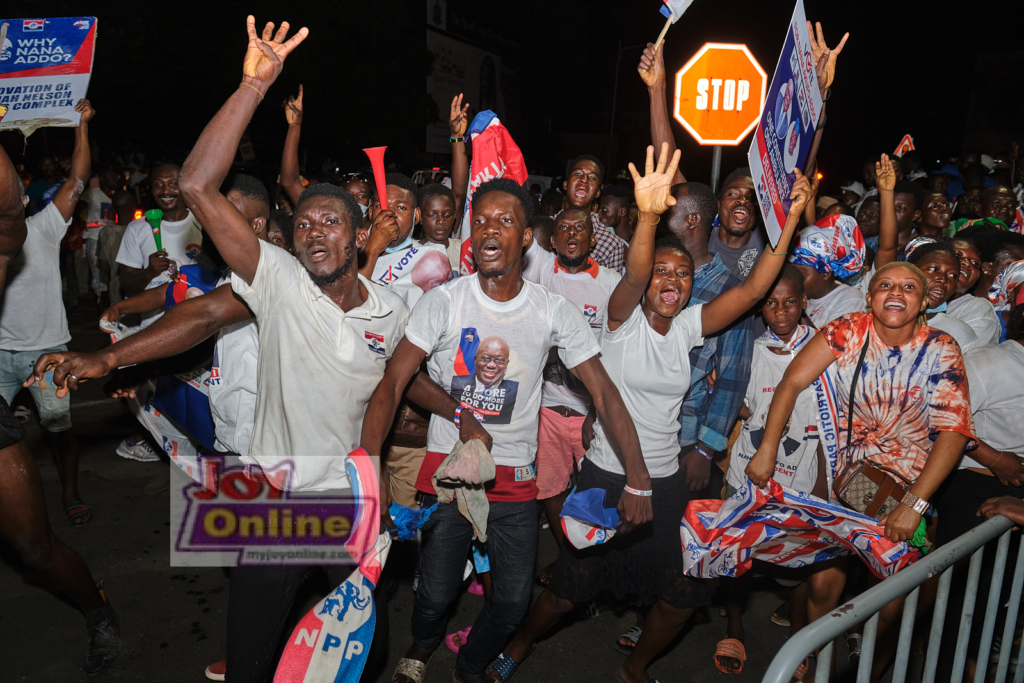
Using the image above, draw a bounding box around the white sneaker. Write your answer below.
[115,437,161,462]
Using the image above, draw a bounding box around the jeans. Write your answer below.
[84,237,107,294]
[413,494,537,680]
[0,345,72,432]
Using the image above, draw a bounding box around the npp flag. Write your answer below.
[0,17,97,136]
[681,480,921,580]
[560,486,620,550]
[660,0,695,22]
[457,110,528,275]
[275,451,388,683]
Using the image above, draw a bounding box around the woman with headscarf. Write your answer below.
[743,259,975,681]
[789,213,866,327]
[993,259,1024,342]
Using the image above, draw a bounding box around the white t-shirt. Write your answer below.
[370,241,453,310]
[404,274,600,468]
[807,283,865,328]
[115,210,203,325]
[0,202,71,351]
[81,187,113,240]
[587,304,704,478]
[928,312,980,355]
[207,275,258,456]
[727,326,820,493]
[947,295,1002,346]
[522,240,621,413]
[231,241,409,490]
[960,342,1024,468]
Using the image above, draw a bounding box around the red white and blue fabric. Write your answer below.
[457,111,529,275]
[1011,207,1023,235]
[681,480,921,580]
[789,214,866,281]
[993,260,1024,311]
[560,486,620,549]
[659,0,695,22]
[275,449,389,683]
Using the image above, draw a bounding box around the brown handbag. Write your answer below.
[388,401,430,450]
[831,334,908,520]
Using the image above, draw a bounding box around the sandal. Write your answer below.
[614,626,642,655]
[66,502,92,525]
[772,601,791,627]
[714,638,747,674]
[445,627,471,653]
[486,645,535,682]
[394,656,430,683]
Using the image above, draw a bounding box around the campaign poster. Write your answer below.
[747,1,822,248]
[0,17,97,136]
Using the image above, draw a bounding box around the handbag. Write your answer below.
[831,334,908,520]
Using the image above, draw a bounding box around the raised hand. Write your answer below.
[875,153,896,194]
[74,98,95,124]
[628,143,681,216]
[449,93,470,139]
[788,169,812,214]
[242,16,309,90]
[284,84,303,125]
[637,41,666,87]
[807,21,848,90]
[365,209,399,256]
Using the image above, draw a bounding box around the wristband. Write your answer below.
[901,491,929,516]
[637,210,660,225]
[239,82,265,100]
[695,444,714,460]
[449,136,467,143]
[623,484,653,497]
[453,405,464,427]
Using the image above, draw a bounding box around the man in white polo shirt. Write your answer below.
[177,20,402,681]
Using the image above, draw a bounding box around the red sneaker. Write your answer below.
[205,660,226,681]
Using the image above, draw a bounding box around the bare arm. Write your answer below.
[638,42,686,184]
[0,137,27,273]
[25,285,252,397]
[449,94,470,218]
[279,85,304,206]
[966,440,1024,487]
[51,99,95,222]
[874,154,899,268]
[101,283,168,321]
[179,17,308,285]
[574,355,652,534]
[745,333,836,487]
[360,338,429,458]
[607,143,681,329]
[701,171,810,336]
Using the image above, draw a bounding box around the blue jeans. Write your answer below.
[0,345,72,432]
[413,494,537,680]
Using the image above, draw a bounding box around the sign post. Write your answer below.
[673,43,766,189]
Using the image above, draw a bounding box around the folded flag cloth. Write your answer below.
[681,480,921,580]
[389,502,438,542]
[560,486,620,549]
[432,439,496,542]
[789,214,866,281]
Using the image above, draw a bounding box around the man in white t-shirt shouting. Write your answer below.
[361,178,651,683]
[178,19,404,681]
[520,207,622,557]
[115,162,203,314]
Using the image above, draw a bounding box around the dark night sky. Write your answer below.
[4,0,1023,195]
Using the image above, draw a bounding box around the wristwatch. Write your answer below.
[901,491,929,515]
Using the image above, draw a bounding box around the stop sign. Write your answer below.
[673,43,767,146]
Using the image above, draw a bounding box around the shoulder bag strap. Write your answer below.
[846,334,871,456]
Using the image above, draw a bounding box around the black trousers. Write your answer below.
[934,469,1023,680]
[225,564,389,683]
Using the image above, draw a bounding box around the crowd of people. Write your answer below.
[2,14,1024,683]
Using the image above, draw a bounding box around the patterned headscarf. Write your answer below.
[994,260,1024,311]
[900,236,938,262]
[789,214,866,281]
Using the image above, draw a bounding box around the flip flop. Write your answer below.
[66,502,92,525]
[714,638,747,674]
[613,625,642,655]
[445,627,471,653]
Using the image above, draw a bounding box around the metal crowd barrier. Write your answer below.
[762,515,1023,683]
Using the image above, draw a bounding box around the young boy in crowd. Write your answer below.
[596,185,635,245]
[718,265,826,673]
[417,182,462,271]
[891,179,923,251]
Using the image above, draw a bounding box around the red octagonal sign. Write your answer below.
[674,43,767,146]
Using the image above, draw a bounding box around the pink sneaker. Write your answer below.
[445,627,472,653]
